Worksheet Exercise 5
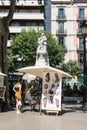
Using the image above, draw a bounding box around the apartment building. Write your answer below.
[0,0,87,68]
[0,0,51,46]
[51,0,87,67]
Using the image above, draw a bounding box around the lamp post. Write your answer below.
[81,20,87,111]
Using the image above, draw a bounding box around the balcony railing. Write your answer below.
[0,0,44,6]
[9,26,44,33]
[56,29,67,36]
[77,29,82,36]
[52,0,71,4]
[77,15,87,21]
[61,44,67,52]
[77,45,87,52]
[56,15,66,21]
[0,12,44,20]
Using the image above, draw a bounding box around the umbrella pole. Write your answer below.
[39,99,42,115]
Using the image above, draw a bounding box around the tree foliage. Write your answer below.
[62,60,82,77]
[8,29,65,71]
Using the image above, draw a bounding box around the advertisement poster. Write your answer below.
[41,72,62,111]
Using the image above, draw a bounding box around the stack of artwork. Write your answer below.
[41,72,62,111]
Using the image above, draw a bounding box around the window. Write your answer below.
[78,22,82,33]
[78,53,84,67]
[39,22,44,27]
[79,37,83,49]
[58,8,65,19]
[14,9,20,13]
[58,37,65,48]
[58,22,64,33]
[11,22,20,26]
[78,53,87,67]
[78,8,84,19]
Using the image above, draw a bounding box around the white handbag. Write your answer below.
[18,100,22,106]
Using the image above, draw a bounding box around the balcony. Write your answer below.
[77,45,87,53]
[51,0,71,4]
[56,29,67,36]
[0,12,44,20]
[0,0,44,6]
[62,44,67,53]
[77,15,87,21]
[77,46,84,53]
[77,29,82,36]
[56,15,66,21]
[9,26,44,33]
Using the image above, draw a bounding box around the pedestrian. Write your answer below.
[13,78,22,114]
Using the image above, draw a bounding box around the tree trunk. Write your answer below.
[0,0,16,108]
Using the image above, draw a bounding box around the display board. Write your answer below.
[41,72,62,111]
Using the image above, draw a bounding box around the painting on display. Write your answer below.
[41,72,62,111]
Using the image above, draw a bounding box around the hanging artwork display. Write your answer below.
[41,72,62,111]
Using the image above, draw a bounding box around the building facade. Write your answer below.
[0,0,45,46]
[51,0,87,67]
[0,0,87,68]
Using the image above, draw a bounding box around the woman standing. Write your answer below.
[13,78,22,114]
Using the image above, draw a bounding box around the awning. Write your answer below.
[0,72,7,76]
[17,66,72,78]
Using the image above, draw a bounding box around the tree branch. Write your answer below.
[2,0,16,27]
[6,0,16,25]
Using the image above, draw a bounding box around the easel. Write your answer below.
[46,110,60,116]
[39,107,60,116]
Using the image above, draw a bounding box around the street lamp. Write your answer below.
[81,20,87,111]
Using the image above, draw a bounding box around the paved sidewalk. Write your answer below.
[0,103,87,130]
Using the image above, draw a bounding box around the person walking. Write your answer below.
[13,78,22,114]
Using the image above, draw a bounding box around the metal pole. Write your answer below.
[83,35,87,111]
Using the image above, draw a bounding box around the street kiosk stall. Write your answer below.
[17,33,72,114]
[18,66,72,115]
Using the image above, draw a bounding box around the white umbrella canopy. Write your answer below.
[0,72,7,76]
[17,66,72,78]
[22,73,36,83]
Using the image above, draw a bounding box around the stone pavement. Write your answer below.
[0,103,87,130]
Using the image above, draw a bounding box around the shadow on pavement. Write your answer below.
[59,103,83,115]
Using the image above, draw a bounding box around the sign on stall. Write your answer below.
[41,72,62,111]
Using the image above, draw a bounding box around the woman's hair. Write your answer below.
[18,78,22,83]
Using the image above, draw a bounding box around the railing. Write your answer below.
[56,15,66,21]
[0,12,44,20]
[77,15,87,21]
[0,0,44,6]
[56,29,67,35]
[9,26,44,33]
